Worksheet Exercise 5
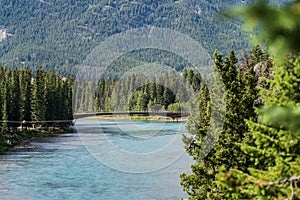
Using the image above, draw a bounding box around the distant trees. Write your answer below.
[73,68,201,113]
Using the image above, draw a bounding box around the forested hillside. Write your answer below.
[0,0,254,76]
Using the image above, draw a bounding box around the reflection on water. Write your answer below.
[0,119,193,200]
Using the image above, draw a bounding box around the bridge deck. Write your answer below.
[73,111,189,120]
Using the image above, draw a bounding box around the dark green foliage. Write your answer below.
[0,0,251,75]
[0,66,73,152]
[192,72,201,92]
[20,67,32,122]
[180,83,212,198]
[180,48,262,199]
[74,68,198,113]
[212,1,300,199]
[10,69,21,128]
[31,69,47,122]
[216,57,300,200]
[186,69,194,85]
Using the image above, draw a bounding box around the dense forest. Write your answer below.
[0,0,254,76]
[73,67,201,113]
[0,67,73,152]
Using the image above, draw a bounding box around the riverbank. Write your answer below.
[0,127,72,153]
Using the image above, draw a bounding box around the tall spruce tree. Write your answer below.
[181,50,258,199]
[0,66,5,128]
[20,67,32,122]
[31,69,47,123]
[2,69,12,131]
[10,69,21,128]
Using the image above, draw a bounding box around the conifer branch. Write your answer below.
[259,175,300,187]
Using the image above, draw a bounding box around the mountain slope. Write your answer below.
[0,0,265,75]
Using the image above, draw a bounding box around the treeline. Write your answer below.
[0,66,73,151]
[73,68,201,113]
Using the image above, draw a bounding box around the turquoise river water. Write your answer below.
[0,119,193,200]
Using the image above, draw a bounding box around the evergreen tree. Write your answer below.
[10,69,21,128]
[66,78,74,120]
[149,78,157,102]
[20,67,32,122]
[181,50,258,199]
[163,87,175,110]
[1,69,11,132]
[137,91,149,111]
[156,82,164,107]
[54,75,62,121]
[45,70,56,121]
[186,69,194,85]
[0,66,5,127]
[215,1,300,199]
[192,72,201,92]
[96,80,106,111]
[216,58,300,199]
[182,68,188,80]
[31,69,47,123]
[180,82,212,198]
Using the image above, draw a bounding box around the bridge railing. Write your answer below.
[73,111,189,120]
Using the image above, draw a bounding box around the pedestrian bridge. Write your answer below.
[73,111,189,121]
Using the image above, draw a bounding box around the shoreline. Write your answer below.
[1,116,187,153]
[0,127,72,154]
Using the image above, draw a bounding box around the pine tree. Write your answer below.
[45,70,56,121]
[186,69,194,85]
[216,58,300,199]
[66,78,73,120]
[20,67,32,122]
[181,50,258,199]
[163,87,175,110]
[156,82,164,107]
[180,83,212,198]
[0,66,5,128]
[215,1,300,199]
[149,78,157,102]
[137,91,148,111]
[2,69,11,131]
[182,68,188,80]
[10,69,21,128]
[32,69,47,123]
[192,72,201,92]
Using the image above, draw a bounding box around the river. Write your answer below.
[0,119,193,200]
